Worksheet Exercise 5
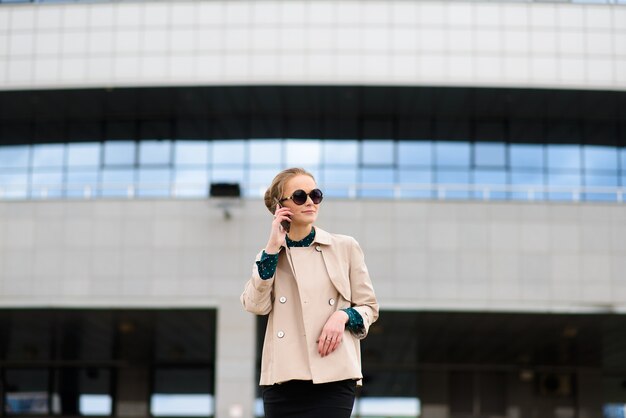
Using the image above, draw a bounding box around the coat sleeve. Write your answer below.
[240,250,275,315]
[348,237,379,339]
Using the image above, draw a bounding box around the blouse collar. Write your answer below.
[286,227,316,248]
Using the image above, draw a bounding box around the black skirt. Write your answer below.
[262,379,356,418]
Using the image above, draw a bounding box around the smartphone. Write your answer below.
[274,199,291,233]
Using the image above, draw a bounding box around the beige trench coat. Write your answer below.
[241,227,379,386]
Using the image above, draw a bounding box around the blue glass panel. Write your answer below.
[286,140,321,166]
[31,171,64,198]
[175,141,210,166]
[322,168,358,198]
[620,148,626,172]
[67,143,100,168]
[473,169,507,200]
[101,169,136,197]
[547,145,581,170]
[583,146,618,172]
[548,171,582,201]
[104,141,136,166]
[213,140,245,165]
[397,169,433,199]
[249,140,282,165]
[362,140,394,165]
[584,172,619,202]
[435,170,470,199]
[66,170,99,198]
[323,141,358,165]
[435,142,470,168]
[33,144,65,168]
[247,167,282,197]
[0,171,29,199]
[398,141,432,167]
[212,167,245,184]
[360,168,394,198]
[173,169,210,198]
[510,144,544,169]
[140,141,172,165]
[0,146,31,169]
[474,142,506,168]
[510,170,545,201]
[138,168,171,197]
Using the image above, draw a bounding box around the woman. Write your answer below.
[241,167,379,418]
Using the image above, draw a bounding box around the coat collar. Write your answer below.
[312,226,332,245]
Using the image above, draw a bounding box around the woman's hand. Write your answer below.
[265,204,292,254]
[317,310,349,357]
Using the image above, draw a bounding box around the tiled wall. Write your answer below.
[0,0,625,90]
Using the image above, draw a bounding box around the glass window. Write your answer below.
[362,140,394,165]
[211,167,245,184]
[5,369,50,415]
[286,139,321,166]
[548,171,582,201]
[138,168,171,197]
[68,143,101,168]
[398,169,433,198]
[321,167,358,198]
[140,141,172,165]
[151,368,214,417]
[104,141,136,166]
[31,171,64,199]
[249,140,282,165]
[53,368,113,416]
[101,168,136,197]
[584,172,619,202]
[510,171,545,201]
[323,141,358,165]
[435,170,470,199]
[0,145,31,169]
[547,145,581,170]
[510,144,544,169]
[474,142,506,168]
[398,141,432,167]
[473,169,508,200]
[212,140,245,165]
[435,142,470,168]
[620,148,626,172]
[174,141,210,166]
[66,171,99,199]
[0,171,29,199]
[247,167,281,197]
[173,169,209,198]
[360,168,394,198]
[583,145,618,172]
[33,144,65,168]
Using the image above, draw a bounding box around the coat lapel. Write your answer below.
[314,227,352,302]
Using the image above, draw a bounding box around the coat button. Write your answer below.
[279,296,287,304]
[315,245,322,252]
[277,331,285,338]
[329,298,335,306]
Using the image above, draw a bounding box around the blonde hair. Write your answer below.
[264,168,316,215]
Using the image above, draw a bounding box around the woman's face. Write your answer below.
[281,174,320,227]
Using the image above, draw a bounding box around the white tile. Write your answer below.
[62,31,88,55]
[249,54,279,79]
[196,28,223,51]
[224,27,250,51]
[62,6,89,29]
[502,4,528,28]
[10,7,36,31]
[307,53,334,79]
[308,1,335,25]
[336,27,361,51]
[59,57,86,82]
[418,3,446,26]
[475,30,503,53]
[34,250,64,277]
[474,4,501,27]
[530,56,558,81]
[615,8,626,30]
[616,34,626,56]
[144,3,170,27]
[362,27,390,52]
[0,9,9,32]
[446,3,473,27]
[222,54,250,80]
[558,31,585,55]
[114,29,142,54]
[88,4,115,29]
[8,59,32,83]
[530,30,557,54]
[197,2,224,25]
[335,53,362,79]
[361,1,390,25]
[418,28,445,52]
[551,254,581,282]
[251,28,280,51]
[581,254,611,282]
[114,56,140,80]
[490,223,519,252]
[447,29,473,53]
[504,30,529,53]
[587,58,613,84]
[391,54,418,80]
[253,1,281,25]
[529,4,556,28]
[281,1,307,25]
[558,58,585,84]
[170,2,196,26]
[169,55,195,79]
[280,27,306,51]
[142,29,169,54]
[115,3,142,27]
[391,2,418,26]
[170,29,196,53]
[336,1,361,25]
[35,32,61,55]
[448,55,474,80]
[86,56,113,81]
[474,56,502,81]
[362,53,390,79]
[585,6,612,30]
[88,31,114,54]
[585,32,613,56]
[392,28,419,52]
[556,6,585,29]
[36,6,63,30]
[225,2,252,26]
[195,54,222,79]
[9,33,34,56]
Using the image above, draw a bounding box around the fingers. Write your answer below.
[317,332,342,357]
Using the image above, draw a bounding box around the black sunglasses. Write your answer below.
[279,188,324,205]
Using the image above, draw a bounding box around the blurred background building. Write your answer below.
[0,1,625,418]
